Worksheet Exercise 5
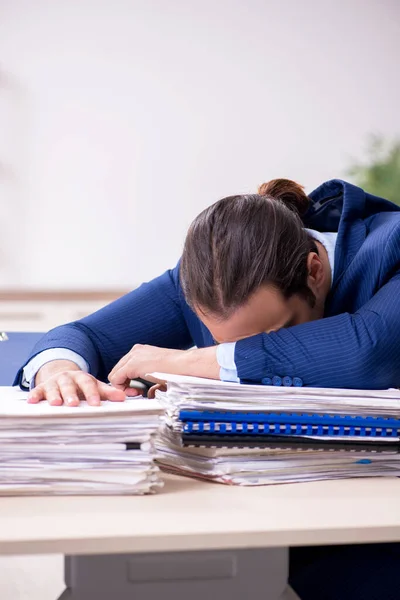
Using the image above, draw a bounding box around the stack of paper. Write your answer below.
[153,374,400,486]
[0,387,163,495]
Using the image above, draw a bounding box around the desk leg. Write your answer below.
[57,548,298,600]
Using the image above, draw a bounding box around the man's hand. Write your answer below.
[28,360,130,406]
[108,345,220,390]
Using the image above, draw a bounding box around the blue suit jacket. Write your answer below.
[15,180,400,389]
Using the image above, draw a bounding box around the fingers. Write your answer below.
[108,344,146,386]
[57,373,81,406]
[108,351,132,380]
[74,372,101,406]
[27,371,127,406]
[108,365,130,389]
[125,388,143,397]
[28,381,63,405]
[27,385,51,404]
[98,382,126,402]
[108,374,129,390]
[109,361,140,389]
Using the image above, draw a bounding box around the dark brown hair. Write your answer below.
[180,178,318,318]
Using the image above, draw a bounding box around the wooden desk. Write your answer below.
[1,474,400,556]
[1,474,400,600]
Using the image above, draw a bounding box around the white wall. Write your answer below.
[0,0,399,289]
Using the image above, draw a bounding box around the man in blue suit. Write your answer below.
[16,177,400,402]
[14,177,400,600]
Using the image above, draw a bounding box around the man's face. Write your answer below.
[198,285,320,344]
[197,243,331,343]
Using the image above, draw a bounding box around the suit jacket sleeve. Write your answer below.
[14,264,193,385]
[234,271,400,389]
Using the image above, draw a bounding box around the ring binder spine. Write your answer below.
[182,421,400,438]
[180,412,400,438]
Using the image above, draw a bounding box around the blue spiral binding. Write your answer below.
[179,411,400,438]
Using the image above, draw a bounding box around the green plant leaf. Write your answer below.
[347,136,400,205]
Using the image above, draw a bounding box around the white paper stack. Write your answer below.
[0,387,163,495]
[152,373,400,486]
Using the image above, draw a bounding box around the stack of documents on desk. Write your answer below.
[153,374,400,486]
[0,387,163,495]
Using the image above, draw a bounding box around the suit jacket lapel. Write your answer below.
[305,179,367,291]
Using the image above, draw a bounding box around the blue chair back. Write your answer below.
[0,332,44,386]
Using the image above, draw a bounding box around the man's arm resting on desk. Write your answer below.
[233,273,400,389]
[15,264,194,385]
[28,343,227,405]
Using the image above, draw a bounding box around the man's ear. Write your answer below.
[306,252,325,292]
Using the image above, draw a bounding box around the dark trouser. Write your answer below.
[289,543,400,600]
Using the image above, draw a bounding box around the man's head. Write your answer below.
[180,179,331,343]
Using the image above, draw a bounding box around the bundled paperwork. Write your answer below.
[0,387,163,495]
[152,374,400,486]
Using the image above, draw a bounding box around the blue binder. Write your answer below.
[179,411,400,439]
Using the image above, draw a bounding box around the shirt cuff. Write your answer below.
[216,342,240,382]
[22,349,90,389]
